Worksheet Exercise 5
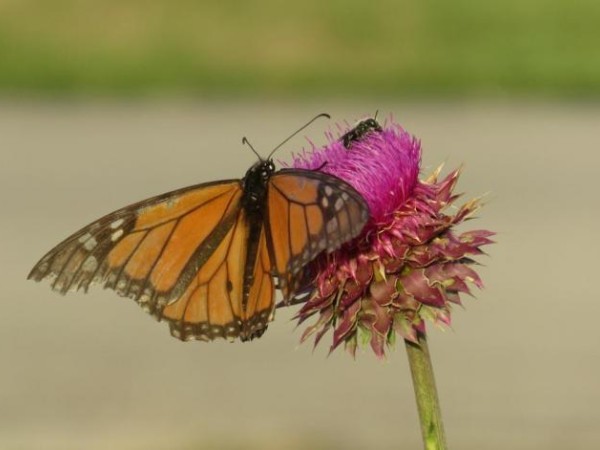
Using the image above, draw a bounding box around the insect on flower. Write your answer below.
[28,114,370,342]
[340,116,383,149]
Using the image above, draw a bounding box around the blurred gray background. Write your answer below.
[1,1,600,449]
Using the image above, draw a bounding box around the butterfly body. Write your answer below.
[239,159,275,340]
[30,157,369,342]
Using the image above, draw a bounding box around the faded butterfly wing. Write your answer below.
[29,160,369,342]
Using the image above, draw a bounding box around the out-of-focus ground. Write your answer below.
[1,100,599,449]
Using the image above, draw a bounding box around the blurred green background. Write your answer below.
[1,0,599,97]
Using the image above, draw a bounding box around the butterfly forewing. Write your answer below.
[266,170,369,299]
[29,181,243,313]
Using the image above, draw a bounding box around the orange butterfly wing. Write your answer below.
[160,210,274,341]
[266,170,369,300]
[29,180,243,315]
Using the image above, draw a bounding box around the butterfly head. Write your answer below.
[260,159,276,179]
[242,159,276,213]
[246,158,275,181]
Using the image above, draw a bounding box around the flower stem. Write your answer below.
[404,332,447,450]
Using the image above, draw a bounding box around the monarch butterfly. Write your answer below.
[28,114,369,342]
[341,117,382,148]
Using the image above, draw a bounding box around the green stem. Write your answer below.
[404,332,448,450]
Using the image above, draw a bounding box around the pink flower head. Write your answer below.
[288,116,494,358]
[290,121,420,225]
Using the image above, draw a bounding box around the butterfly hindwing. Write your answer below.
[160,208,275,342]
[242,224,275,340]
[266,169,369,300]
[161,208,243,340]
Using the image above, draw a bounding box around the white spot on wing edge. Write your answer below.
[78,232,92,243]
[83,237,97,251]
[326,218,337,233]
[82,256,98,272]
[110,218,124,229]
[111,229,124,241]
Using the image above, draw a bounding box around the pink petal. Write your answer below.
[400,269,446,307]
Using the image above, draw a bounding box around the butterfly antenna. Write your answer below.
[266,113,331,160]
[374,109,379,120]
[242,137,262,160]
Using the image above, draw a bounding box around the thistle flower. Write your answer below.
[289,118,494,358]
